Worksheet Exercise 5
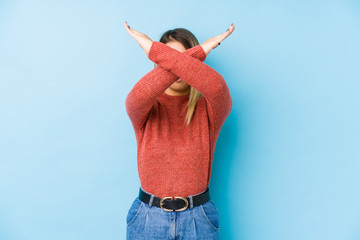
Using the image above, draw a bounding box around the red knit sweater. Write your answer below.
[125,41,232,198]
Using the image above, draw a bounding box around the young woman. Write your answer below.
[124,22,235,239]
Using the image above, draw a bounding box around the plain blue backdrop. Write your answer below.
[1,0,359,239]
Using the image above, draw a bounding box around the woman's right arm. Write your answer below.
[125,44,207,131]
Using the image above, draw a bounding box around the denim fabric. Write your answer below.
[126,192,220,239]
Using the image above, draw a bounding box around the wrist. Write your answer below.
[200,44,210,56]
[145,40,154,58]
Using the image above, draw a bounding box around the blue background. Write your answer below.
[1,0,359,239]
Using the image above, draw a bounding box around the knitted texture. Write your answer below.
[125,41,232,198]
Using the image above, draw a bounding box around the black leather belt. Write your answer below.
[138,187,211,212]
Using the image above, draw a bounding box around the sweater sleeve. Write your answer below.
[148,41,232,139]
[125,44,207,131]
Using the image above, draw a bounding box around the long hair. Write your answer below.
[154,28,203,126]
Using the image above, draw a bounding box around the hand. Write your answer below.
[124,21,153,57]
[200,23,235,56]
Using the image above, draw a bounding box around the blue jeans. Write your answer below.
[126,188,220,239]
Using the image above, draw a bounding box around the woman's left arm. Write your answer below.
[148,41,232,137]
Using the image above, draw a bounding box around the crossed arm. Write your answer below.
[126,41,232,137]
[125,43,207,130]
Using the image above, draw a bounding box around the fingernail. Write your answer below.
[231,23,234,26]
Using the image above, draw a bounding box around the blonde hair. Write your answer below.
[156,28,203,126]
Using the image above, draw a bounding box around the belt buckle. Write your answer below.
[159,196,189,212]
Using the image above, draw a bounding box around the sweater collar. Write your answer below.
[158,91,190,103]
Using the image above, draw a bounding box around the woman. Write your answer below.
[124,22,235,239]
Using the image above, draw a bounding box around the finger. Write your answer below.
[219,24,235,41]
[128,27,143,36]
[125,21,131,29]
[124,24,141,40]
[215,32,230,43]
[124,22,133,34]
[228,24,235,33]
[223,24,235,36]
[124,21,139,36]
[124,21,144,35]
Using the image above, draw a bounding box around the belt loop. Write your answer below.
[188,196,194,209]
[148,194,154,207]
